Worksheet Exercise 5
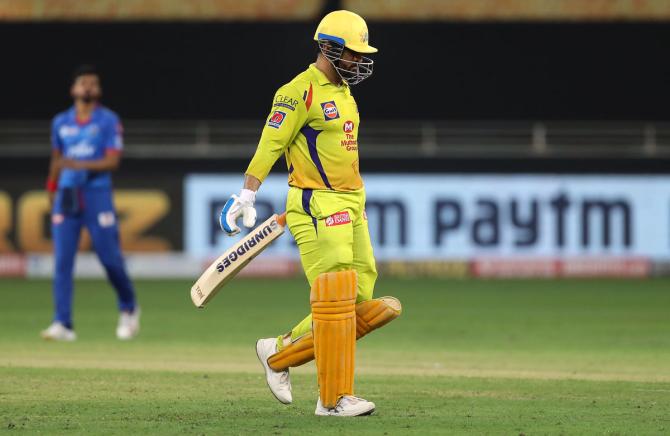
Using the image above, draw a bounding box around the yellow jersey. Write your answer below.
[246,64,362,191]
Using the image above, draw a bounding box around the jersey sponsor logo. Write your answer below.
[267,110,287,129]
[325,211,351,227]
[320,101,340,121]
[273,102,295,111]
[342,120,357,150]
[274,94,299,108]
[340,139,357,150]
[59,125,79,137]
[66,141,96,158]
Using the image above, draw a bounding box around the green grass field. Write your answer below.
[1,278,669,435]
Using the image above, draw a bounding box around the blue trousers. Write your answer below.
[52,186,136,328]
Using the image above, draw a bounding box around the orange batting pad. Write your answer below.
[311,270,357,408]
[268,297,402,371]
[355,296,402,337]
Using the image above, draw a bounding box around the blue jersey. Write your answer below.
[51,105,123,189]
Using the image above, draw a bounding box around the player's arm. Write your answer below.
[245,84,307,186]
[46,149,62,207]
[59,151,121,172]
[243,174,262,191]
[220,84,307,236]
[46,118,65,207]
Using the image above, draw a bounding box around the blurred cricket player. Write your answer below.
[220,11,401,416]
[41,65,140,342]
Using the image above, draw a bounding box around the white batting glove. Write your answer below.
[219,189,257,236]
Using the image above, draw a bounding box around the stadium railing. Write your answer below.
[1,120,669,158]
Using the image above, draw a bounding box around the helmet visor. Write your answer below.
[318,39,374,86]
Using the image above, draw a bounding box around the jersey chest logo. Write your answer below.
[320,101,340,121]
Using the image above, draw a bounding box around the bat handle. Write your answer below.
[277,212,287,226]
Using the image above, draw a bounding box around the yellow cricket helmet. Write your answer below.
[313,10,376,85]
[314,10,377,54]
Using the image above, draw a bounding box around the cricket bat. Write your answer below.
[190,212,287,308]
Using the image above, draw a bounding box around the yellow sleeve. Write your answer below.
[246,84,307,182]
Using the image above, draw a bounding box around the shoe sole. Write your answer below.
[116,327,140,340]
[315,405,376,417]
[255,340,291,405]
[358,407,375,416]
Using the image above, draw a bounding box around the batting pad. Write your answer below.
[311,270,357,408]
[355,296,402,337]
[268,297,403,371]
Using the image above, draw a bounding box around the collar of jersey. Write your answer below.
[69,104,100,126]
[309,64,348,89]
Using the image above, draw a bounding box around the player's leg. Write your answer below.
[284,196,356,337]
[351,203,377,303]
[256,189,355,404]
[311,270,375,416]
[84,188,139,339]
[287,193,377,415]
[292,204,356,285]
[286,190,376,340]
[268,297,401,370]
[267,194,401,371]
[255,208,319,405]
[42,211,81,341]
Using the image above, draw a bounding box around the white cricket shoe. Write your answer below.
[255,338,292,404]
[41,322,77,342]
[315,395,376,417]
[116,307,141,340]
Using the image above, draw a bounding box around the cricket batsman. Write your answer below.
[219,11,401,416]
[41,65,140,341]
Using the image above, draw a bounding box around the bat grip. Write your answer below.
[277,212,287,226]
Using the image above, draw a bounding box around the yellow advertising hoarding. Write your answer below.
[0,0,323,21]
[345,0,670,21]
[4,0,669,22]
